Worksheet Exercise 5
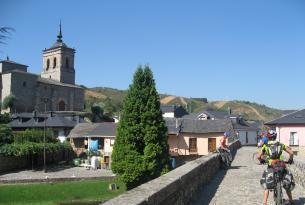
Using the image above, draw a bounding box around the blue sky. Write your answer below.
[1,0,305,110]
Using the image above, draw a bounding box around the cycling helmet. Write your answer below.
[224,131,231,138]
[267,130,277,140]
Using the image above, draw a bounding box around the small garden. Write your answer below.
[0,125,73,170]
[0,179,126,205]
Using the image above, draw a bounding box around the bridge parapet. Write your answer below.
[102,140,241,205]
[289,155,305,189]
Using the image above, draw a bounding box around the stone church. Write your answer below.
[0,25,84,113]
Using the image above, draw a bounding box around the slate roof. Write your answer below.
[8,115,77,128]
[204,110,230,119]
[165,118,233,135]
[231,119,259,131]
[182,110,237,120]
[265,108,305,125]
[67,123,117,138]
[161,105,188,118]
[0,59,28,67]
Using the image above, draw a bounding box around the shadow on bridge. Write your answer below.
[190,168,227,205]
[228,165,247,169]
[189,148,246,205]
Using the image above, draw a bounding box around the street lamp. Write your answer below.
[41,97,49,173]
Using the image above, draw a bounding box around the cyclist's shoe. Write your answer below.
[284,200,295,205]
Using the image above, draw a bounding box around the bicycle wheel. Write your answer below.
[252,152,261,165]
[275,182,283,205]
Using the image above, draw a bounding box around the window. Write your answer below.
[66,57,69,68]
[53,57,57,68]
[110,139,115,146]
[290,132,299,146]
[189,138,197,153]
[46,59,50,70]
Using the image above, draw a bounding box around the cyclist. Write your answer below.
[257,130,295,205]
[258,130,268,147]
[217,131,232,167]
[220,131,231,152]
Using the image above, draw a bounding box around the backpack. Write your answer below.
[267,141,283,160]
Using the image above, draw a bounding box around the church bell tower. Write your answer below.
[41,23,75,84]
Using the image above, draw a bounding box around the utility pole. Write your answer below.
[44,102,46,173]
[189,97,192,113]
[41,98,49,173]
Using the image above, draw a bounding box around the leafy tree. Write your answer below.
[0,124,13,145]
[91,103,104,122]
[0,113,11,124]
[2,94,16,110]
[111,65,170,190]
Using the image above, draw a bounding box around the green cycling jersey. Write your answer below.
[261,140,287,166]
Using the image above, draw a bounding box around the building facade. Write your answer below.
[0,24,84,113]
[265,109,305,157]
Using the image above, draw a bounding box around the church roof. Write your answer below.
[0,59,28,67]
[37,77,83,89]
[44,22,74,51]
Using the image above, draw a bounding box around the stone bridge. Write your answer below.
[191,147,305,205]
[103,144,305,205]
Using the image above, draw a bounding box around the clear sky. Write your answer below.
[1,0,305,110]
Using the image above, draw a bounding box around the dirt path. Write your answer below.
[180,97,187,105]
[160,96,176,104]
[242,103,265,121]
[214,101,228,109]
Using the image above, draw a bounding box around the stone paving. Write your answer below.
[0,165,115,183]
[191,147,305,205]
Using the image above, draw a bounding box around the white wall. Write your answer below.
[163,112,175,118]
[238,130,257,145]
[104,137,115,155]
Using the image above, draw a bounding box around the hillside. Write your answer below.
[85,87,283,122]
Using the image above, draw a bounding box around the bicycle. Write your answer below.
[270,160,292,205]
[216,148,232,169]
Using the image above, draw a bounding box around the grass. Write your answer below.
[0,179,126,205]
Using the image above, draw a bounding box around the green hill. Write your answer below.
[85,87,283,122]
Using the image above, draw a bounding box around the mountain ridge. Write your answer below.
[85,87,289,122]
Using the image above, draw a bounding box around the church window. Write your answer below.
[58,100,65,111]
[23,81,26,87]
[46,59,50,70]
[53,57,57,68]
[66,58,69,68]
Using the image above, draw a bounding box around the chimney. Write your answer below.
[228,107,231,115]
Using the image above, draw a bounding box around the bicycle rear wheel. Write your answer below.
[275,182,283,205]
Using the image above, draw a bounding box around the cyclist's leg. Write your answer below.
[285,190,293,203]
[263,189,269,205]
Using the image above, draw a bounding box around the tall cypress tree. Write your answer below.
[111,65,170,190]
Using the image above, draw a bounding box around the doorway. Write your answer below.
[208,138,216,152]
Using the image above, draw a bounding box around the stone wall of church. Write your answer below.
[35,82,84,112]
[10,71,39,112]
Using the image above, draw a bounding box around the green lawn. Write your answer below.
[0,180,126,205]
